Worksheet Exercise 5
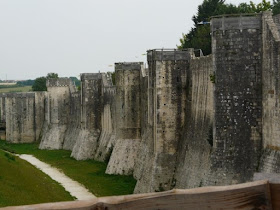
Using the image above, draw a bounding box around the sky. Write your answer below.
[0,0,262,80]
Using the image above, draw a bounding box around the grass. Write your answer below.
[0,140,136,197]
[0,86,32,93]
[0,149,74,207]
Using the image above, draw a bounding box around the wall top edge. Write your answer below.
[211,13,262,32]
[147,50,191,61]
[3,92,36,98]
[211,12,263,20]
[80,73,102,80]
[115,62,143,71]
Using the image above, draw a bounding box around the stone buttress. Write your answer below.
[71,73,102,160]
[206,14,263,185]
[40,78,74,149]
[134,50,189,193]
[106,62,142,175]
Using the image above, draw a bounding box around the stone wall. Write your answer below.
[175,53,214,189]
[4,92,46,143]
[0,94,6,140]
[207,14,263,185]
[106,62,142,175]
[259,12,280,173]
[0,93,6,123]
[133,65,153,191]
[71,73,102,160]
[39,78,75,149]
[134,50,189,193]
[63,91,81,150]
[5,11,280,195]
[34,92,47,141]
[94,73,116,162]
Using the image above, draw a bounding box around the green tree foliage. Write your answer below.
[178,0,273,55]
[32,77,47,91]
[273,0,280,14]
[46,73,58,79]
[32,73,59,91]
[69,77,81,88]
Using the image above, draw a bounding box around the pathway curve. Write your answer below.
[19,154,96,200]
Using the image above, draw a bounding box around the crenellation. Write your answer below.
[47,78,75,87]
[39,78,74,149]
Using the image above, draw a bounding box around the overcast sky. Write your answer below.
[0,0,262,80]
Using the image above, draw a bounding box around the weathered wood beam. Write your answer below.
[1,180,275,210]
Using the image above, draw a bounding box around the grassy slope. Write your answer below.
[0,141,136,197]
[0,86,32,93]
[0,150,73,207]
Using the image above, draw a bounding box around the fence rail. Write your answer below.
[2,179,280,210]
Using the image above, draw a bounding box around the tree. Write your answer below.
[46,73,58,79]
[250,0,272,12]
[273,0,280,14]
[178,0,227,55]
[178,0,273,55]
[32,73,59,91]
[32,77,47,91]
[70,77,81,88]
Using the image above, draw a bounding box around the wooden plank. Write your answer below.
[254,172,280,209]
[1,180,272,210]
[270,183,280,210]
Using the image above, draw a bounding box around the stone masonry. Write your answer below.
[106,62,142,175]
[1,92,46,143]
[39,78,75,149]
[2,11,280,195]
[206,14,263,186]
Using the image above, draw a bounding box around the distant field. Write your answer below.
[0,149,74,207]
[0,86,32,93]
[0,83,16,85]
[0,141,137,197]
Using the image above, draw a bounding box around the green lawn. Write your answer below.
[0,86,32,93]
[0,149,74,207]
[0,140,136,197]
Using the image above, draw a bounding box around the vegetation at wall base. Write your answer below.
[0,149,74,207]
[0,140,136,197]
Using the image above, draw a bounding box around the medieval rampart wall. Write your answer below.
[94,73,116,162]
[106,62,142,175]
[39,78,74,149]
[71,73,102,160]
[4,92,45,143]
[4,11,280,196]
[175,54,214,189]
[259,12,280,173]
[207,14,263,185]
[134,50,189,193]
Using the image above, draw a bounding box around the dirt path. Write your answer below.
[19,154,96,200]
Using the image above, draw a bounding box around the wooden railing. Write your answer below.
[1,179,279,210]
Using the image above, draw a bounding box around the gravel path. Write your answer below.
[19,154,96,200]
